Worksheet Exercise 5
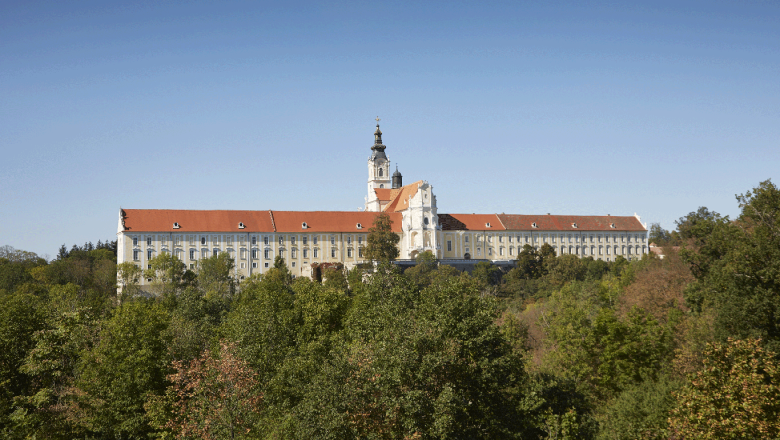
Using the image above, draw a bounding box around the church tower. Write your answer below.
[365,122,391,211]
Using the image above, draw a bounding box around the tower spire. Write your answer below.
[371,118,387,160]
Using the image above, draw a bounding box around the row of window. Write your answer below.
[133,234,366,248]
[134,245,367,262]
[460,233,646,245]
[456,244,647,257]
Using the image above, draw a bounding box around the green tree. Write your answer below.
[145,252,187,296]
[669,338,780,439]
[364,213,400,263]
[75,299,171,438]
[197,252,236,299]
[0,292,47,437]
[117,261,142,300]
[682,181,780,350]
[404,250,437,288]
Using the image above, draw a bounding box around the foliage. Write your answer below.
[669,338,780,439]
[364,213,400,262]
[151,341,262,440]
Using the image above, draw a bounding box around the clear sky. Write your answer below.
[2,0,778,259]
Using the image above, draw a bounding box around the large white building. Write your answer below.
[117,124,648,282]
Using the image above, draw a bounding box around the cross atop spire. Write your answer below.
[375,116,381,125]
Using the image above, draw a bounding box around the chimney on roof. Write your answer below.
[547,213,550,215]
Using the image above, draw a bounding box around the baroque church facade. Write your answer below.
[117,124,648,283]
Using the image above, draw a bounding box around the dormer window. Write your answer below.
[238,222,245,229]
[572,223,578,228]
[173,222,180,229]
[302,222,308,229]
[531,222,537,228]
[356,223,363,229]
[486,222,491,228]
[610,223,616,229]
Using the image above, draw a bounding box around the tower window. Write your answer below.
[380,184,384,188]
[379,168,383,177]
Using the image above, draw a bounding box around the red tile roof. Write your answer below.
[121,209,402,233]
[439,214,504,231]
[271,211,402,233]
[497,214,646,231]
[382,181,423,213]
[122,209,274,232]
[373,188,395,202]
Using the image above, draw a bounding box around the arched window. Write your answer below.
[378,168,383,177]
[379,184,384,188]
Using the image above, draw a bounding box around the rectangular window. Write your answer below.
[251,249,257,259]
[303,249,308,259]
[189,236,195,246]
[498,235,503,243]
[447,240,452,252]
[133,237,138,246]
[347,236,352,245]
[213,249,218,257]
[499,247,504,256]
[240,262,245,269]
[264,249,270,259]
[147,249,153,259]
[263,236,269,245]
[190,263,195,269]
[508,235,513,243]
[147,237,152,246]
[303,236,308,245]
[201,248,207,258]
[331,248,336,258]
[330,236,335,245]
[291,236,296,245]
[358,236,363,245]
[240,249,246,259]
[487,235,492,243]
[509,247,514,256]
[279,249,284,258]
[313,236,318,245]
[133,250,139,260]
[252,236,257,245]
[291,249,297,259]
[279,236,284,245]
[213,236,219,245]
[292,262,296,268]
[313,248,319,258]
[552,235,556,243]
[252,262,258,268]
[347,248,353,258]
[465,236,469,243]
[359,247,363,258]
[190,249,195,260]
[477,248,482,256]
[465,247,470,254]
[264,262,269,268]
[488,248,493,256]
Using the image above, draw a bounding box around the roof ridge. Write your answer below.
[494,213,506,230]
[268,210,277,232]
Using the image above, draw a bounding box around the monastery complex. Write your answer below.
[117,123,648,282]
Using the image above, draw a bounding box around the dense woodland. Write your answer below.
[2,180,780,439]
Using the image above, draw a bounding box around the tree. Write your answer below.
[197,252,236,299]
[144,252,187,296]
[75,299,171,438]
[648,223,672,246]
[117,261,141,300]
[682,180,780,350]
[669,338,780,439]
[364,213,400,263]
[150,341,262,440]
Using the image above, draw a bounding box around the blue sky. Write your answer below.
[2,1,778,259]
